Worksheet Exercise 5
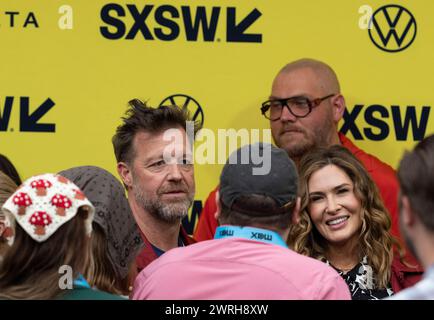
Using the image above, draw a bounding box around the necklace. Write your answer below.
[328,261,358,273]
[339,265,356,273]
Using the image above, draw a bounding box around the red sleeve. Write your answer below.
[193,186,219,242]
[390,255,423,293]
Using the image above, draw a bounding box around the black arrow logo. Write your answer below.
[0,97,14,131]
[226,8,262,43]
[20,97,56,132]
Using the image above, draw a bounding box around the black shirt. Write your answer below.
[328,256,394,300]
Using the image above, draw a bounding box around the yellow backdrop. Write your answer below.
[1,0,433,233]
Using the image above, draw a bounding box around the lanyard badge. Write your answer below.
[214,225,288,248]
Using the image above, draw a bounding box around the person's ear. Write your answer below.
[291,197,301,225]
[401,195,416,227]
[214,190,221,221]
[331,94,346,123]
[117,162,133,188]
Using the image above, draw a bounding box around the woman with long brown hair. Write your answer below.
[288,145,422,299]
[0,173,121,299]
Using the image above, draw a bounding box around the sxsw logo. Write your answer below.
[0,97,55,132]
[340,104,430,141]
[366,4,417,52]
[100,4,262,43]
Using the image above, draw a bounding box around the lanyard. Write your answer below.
[214,225,288,248]
[73,274,91,289]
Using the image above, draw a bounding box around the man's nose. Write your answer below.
[280,104,297,122]
[167,164,183,181]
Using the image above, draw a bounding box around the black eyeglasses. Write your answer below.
[260,94,335,120]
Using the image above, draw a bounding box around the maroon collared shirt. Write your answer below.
[136,226,196,271]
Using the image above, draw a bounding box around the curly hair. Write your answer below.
[287,145,403,289]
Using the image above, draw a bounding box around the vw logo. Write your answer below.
[159,94,204,127]
[368,5,417,53]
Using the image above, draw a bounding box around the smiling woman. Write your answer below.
[307,164,363,255]
[287,145,422,300]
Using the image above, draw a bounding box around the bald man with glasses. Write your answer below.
[262,60,345,167]
[194,59,421,268]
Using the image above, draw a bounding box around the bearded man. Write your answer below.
[113,99,199,270]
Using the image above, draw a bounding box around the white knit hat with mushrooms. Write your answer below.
[1,173,95,243]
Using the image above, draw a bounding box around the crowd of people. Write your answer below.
[0,58,432,300]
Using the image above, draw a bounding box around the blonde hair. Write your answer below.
[287,145,403,288]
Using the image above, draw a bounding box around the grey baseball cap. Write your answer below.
[219,142,298,214]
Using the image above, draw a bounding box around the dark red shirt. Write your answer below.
[136,226,195,271]
[391,255,423,293]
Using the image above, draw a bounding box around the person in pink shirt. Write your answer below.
[132,143,350,300]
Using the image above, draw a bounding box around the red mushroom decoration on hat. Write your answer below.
[29,211,52,236]
[50,194,72,216]
[31,179,52,196]
[12,192,33,215]
[73,189,85,200]
[57,175,69,184]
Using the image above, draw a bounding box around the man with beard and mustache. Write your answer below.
[194,58,416,265]
[112,99,200,271]
[389,134,434,300]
